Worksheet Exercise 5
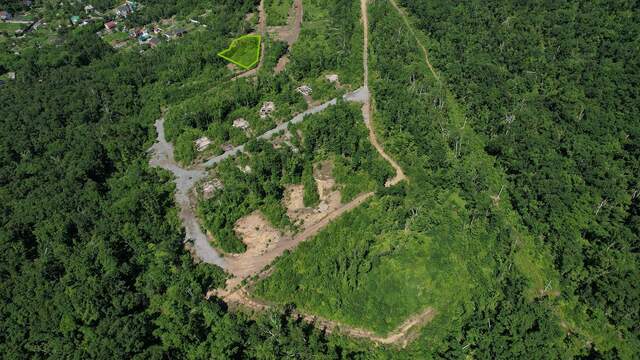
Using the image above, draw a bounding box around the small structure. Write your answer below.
[148,37,160,48]
[221,143,234,152]
[296,85,313,96]
[194,137,211,152]
[260,101,275,118]
[22,0,33,6]
[232,118,250,130]
[137,30,150,42]
[129,27,143,38]
[325,74,339,83]
[6,72,15,80]
[104,21,117,31]
[174,28,187,37]
[70,16,80,25]
[84,5,95,14]
[0,11,13,20]
[116,2,134,18]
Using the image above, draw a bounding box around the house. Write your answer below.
[129,27,144,38]
[296,85,312,96]
[232,118,250,130]
[148,37,160,48]
[116,3,132,18]
[194,137,211,152]
[84,5,94,14]
[7,72,15,80]
[325,74,339,83]
[104,21,117,31]
[70,16,80,25]
[137,30,150,42]
[260,102,275,118]
[0,11,13,20]
[221,143,234,152]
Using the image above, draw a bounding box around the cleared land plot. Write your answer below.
[218,34,261,70]
[264,0,293,26]
[0,22,25,33]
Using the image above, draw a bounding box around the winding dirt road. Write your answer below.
[235,0,267,79]
[387,0,440,81]
[148,88,369,267]
[360,0,407,187]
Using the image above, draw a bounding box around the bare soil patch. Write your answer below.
[274,54,289,74]
[225,211,284,279]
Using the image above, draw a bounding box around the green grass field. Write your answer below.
[0,22,25,33]
[102,31,130,45]
[217,34,261,70]
[265,0,293,26]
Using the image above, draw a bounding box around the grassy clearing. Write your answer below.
[218,34,261,70]
[0,23,25,33]
[102,31,130,45]
[265,0,293,26]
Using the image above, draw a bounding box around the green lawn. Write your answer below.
[218,34,261,69]
[0,22,25,33]
[102,31,130,44]
[265,0,292,26]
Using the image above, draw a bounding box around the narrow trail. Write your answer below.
[387,0,440,82]
[235,0,267,79]
[216,285,435,349]
[360,0,407,187]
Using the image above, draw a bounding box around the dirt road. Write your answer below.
[148,87,369,266]
[387,0,440,81]
[361,0,407,187]
[149,118,225,267]
[218,285,435,348]
[224,191,374,280]
[235,0,267,79]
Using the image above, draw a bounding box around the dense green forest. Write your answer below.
[1,0,638,358]
[0,1,373,358]
[396,0,639,355]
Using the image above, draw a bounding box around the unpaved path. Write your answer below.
[224,191,373,281]
[387,0,440,81]
[216,285,434,348]
[272,0,303,74]
[235,0,267,79]
[148,118,225,267]
[269,0,303,46]
[361,0,407,187]
[148,87,368,267]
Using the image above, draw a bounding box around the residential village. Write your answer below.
[0,1,204,55]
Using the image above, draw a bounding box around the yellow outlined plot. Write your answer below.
[217,34,262,70]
